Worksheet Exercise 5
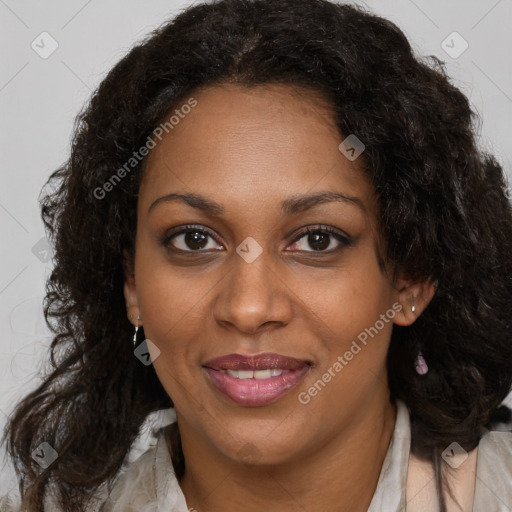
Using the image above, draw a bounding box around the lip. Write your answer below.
[203,353,311,406]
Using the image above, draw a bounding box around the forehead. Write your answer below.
[139,83,375,217]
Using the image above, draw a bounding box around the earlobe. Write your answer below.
[393,278,436,327]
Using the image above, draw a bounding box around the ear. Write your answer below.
[392,275,436,327]
[123,249,141,327]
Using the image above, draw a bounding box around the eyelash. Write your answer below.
[161,224,353,255]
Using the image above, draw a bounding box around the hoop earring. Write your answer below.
[133,316,142,349]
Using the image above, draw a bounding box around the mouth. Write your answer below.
[202,352,312,406]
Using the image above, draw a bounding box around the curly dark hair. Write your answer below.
[2,0,512,510]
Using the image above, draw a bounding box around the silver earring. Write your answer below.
[133,316,141,348]
[411,305,416,314]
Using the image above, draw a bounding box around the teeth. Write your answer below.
[227,370,254,379]
[254,369,272,379]
[225,369,285,379]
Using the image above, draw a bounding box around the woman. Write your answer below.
[1,0,512,510]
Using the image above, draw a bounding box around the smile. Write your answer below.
[202,352,311,406]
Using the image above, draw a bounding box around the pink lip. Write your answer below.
[203,353,311,406]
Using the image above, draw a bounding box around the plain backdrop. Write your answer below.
[1,0,512,494]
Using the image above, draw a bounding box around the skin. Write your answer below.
[124,83,435,512]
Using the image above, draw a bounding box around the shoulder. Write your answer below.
[477,429,512,471]
[0,447,161,512]
[0,436,172,512]
[406,424,512,512]
[473,429,512,510]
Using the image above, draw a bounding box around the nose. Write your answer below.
[213,247,294,336]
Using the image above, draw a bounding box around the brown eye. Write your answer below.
[183,230,208,250]
[163,226,223,252]
[288,225,352,253]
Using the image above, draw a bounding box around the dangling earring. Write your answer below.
[133,315,141,349]
[415,352,428,375]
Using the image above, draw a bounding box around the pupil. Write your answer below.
[185,231,207,250]
[309,232,329,250]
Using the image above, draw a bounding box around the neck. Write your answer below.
[178,393,397,512]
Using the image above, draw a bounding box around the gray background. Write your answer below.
[1,0,511,494]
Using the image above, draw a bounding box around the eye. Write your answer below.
[287,225,352,253]
[162,224,353,254]
[163,225,223,252]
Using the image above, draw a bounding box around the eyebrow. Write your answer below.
[147,190,366,216]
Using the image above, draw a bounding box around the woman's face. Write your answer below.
[125,83,417,466]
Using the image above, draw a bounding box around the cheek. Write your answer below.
[134,256,212,366]
[135,268,205,406]
[298,255,395,396]
[297,254,392,343]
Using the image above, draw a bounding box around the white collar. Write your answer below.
[367,399,410,511]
